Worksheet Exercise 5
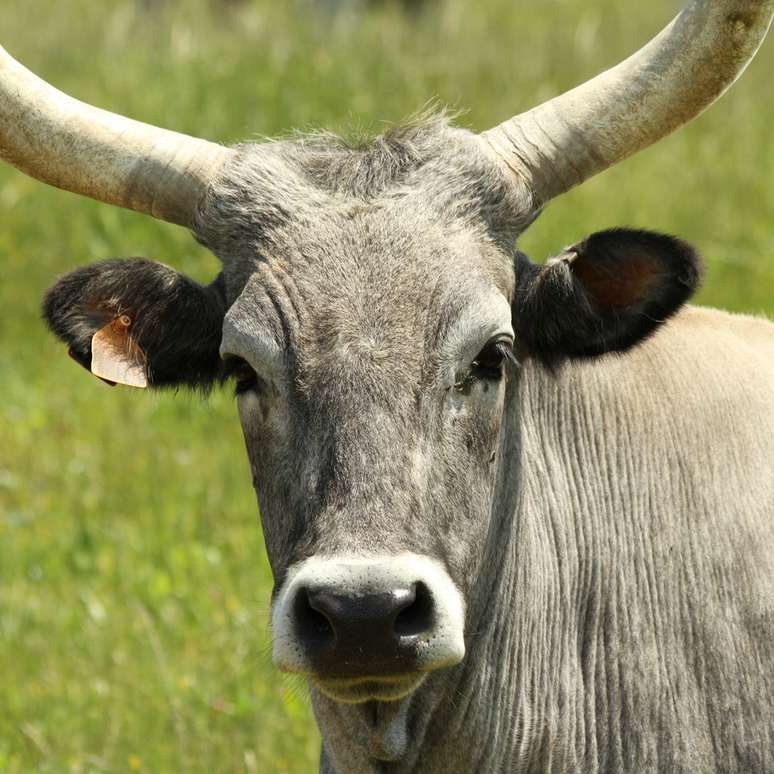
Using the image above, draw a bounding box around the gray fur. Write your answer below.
[311,308,774,773]
[191,118,774,772]
[46,115,774,771]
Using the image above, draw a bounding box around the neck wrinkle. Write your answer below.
[464,363,594,773]
[422,365,586,773]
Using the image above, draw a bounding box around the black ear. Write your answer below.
[42,259,227,389]
[513,228,702,367]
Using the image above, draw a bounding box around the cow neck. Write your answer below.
[421,362,591,772]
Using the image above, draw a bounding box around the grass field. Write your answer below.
[1,0,772,771]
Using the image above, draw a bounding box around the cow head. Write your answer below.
[41,122,700,713]
[1,0,769,764]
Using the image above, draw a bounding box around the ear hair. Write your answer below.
[43,259,228,390]
[513,228,703,367]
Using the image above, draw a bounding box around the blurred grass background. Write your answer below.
[0,0,772,771]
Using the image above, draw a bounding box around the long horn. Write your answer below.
[481,0,774,207]
[0,45,231,228]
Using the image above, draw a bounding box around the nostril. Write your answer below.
[294,587,335,647]
[394,581,434,637]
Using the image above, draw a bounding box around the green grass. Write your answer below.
[1,0,772,771]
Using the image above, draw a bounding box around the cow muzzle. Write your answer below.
[271,554,466,703]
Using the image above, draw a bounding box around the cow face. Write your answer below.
[218,208,516,702]
[42,122,700,708]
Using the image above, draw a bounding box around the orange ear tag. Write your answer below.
[90,315,148,388]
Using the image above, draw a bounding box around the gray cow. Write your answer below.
[2,0,774,771]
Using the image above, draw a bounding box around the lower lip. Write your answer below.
[314,674,426,704]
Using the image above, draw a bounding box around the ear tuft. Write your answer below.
[42,259,227,390]
[514,228,702,366]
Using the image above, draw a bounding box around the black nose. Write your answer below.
[293,581,435,678]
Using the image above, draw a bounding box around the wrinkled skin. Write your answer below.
[223,216,514,587]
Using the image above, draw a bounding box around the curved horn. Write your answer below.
[0,45,231,228]
[481,0,774,207]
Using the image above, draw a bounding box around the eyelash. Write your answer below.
[454,340,517,392]
[223,357,259,396]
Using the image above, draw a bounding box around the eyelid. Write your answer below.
[464,330,514,368]
[221,354,255,378]
[453,335,518,388]
[220,312,284,372]
[219,339,285,383]
[492,328,515,345]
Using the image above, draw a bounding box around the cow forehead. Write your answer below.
[196,118,525,300]
[220,204,515,383]
[200,121,519,386]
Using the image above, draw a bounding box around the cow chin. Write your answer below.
[313,673,428,705]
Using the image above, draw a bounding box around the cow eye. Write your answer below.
[223,356,259,396]
[471,340,509,379]
[454,338,517,392]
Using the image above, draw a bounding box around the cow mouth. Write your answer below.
[313,672,427,704]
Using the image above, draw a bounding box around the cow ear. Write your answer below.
[513,228,702,366]
[42,259,227,390]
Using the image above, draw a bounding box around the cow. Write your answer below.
[2,0,773,771]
